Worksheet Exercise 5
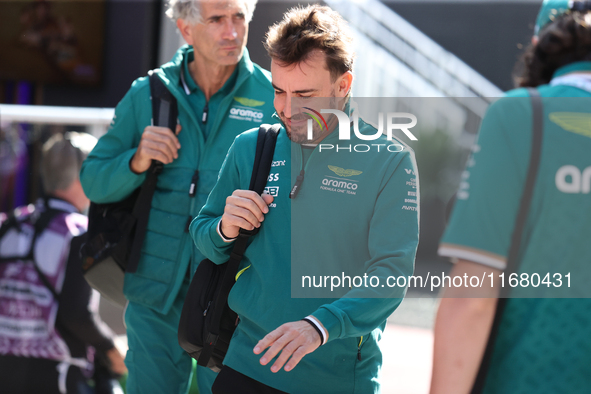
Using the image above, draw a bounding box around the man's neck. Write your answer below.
[189,55,237,101]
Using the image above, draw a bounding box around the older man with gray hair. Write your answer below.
[80,0,275,393]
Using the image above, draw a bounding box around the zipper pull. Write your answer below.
[203,300,212,316]
[289,170,305,199]
[189,170,199,197]
[357,347,362,361]
[202,103,209,123]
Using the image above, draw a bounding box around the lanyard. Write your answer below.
[549,73,591,94]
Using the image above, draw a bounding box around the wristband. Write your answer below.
[302,318,326,346]
[217,220,237,242]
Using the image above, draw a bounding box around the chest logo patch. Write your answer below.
[328,165,362,177]
[234,97,265,107]
[549,112,591,139]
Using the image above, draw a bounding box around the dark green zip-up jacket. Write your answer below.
[80,45,275,313]
[192,118,419,393]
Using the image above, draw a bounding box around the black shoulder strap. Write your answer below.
[30,208,64,301]
[471,88,544,393]
[0,212,18,240]
[149,69,179,133]
[198,123,280,366]
[126,71,179,273]
[0,205,65,300]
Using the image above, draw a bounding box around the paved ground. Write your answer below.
[381,295,439,394]
[381,324,433,394]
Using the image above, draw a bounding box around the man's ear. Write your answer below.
[177,19,193,46]
[336,71,353,97]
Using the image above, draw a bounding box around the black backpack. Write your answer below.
[79,70,178,307]
[178,124,281,372]
[0,203,67,358]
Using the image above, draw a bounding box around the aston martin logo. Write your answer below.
[234,97,265,107]
[549,112,591,139]
[328,165,362,177]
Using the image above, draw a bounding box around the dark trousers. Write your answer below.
[212,366,289,394]
[0,355,92,394]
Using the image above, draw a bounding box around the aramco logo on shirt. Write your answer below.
[304,109,418,153]
[556,165,591,194]
[229,97,265,123]
[320,165,362,195]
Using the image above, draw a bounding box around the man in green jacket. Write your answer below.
[191,5,419,393]
[80,0,274,392]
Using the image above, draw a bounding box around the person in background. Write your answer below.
[431,1,591,393]
[79,0,275,392]
[0,132,126,394]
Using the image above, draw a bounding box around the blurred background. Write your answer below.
[0,1,544,392]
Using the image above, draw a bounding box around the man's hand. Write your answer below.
[253,321,321,373]
[220,190,274,239]
[130,124,182,174]
[106,347,128,376]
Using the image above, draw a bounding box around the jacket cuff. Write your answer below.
[217,220,237,243]
[310,307,343,343]
[303,316,327,345]
[210,218,236,248]
[123,149,148,183]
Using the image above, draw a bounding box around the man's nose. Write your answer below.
[283,94,292,119]
[221,20,238,40]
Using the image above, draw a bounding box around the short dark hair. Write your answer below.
[516,10,591,87]
[264,5,354,82]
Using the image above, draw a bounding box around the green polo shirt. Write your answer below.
[440,62,591,393]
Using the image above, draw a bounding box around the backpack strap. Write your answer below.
[29,208,64,300]
[198,124,281,367]
[0,212,18,240]
[471,88,544,393]
[126,70,179,273]
[0,202,67,300]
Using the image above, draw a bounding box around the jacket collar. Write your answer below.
[552,61,591,79]
[158,45,255,98]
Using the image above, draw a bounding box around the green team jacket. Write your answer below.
[191,118,419,393]
[80,45,275,313]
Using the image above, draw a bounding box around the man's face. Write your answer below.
[271,51,351,144]
[182,0,249,66]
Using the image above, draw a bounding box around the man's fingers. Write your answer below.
[141,139,177,163]
[254,321,322,373]
[261,193,274,205]
[284,347,308,372]
[270,342,301,373]
[254,327,284,355]
[140,147,173,165]
[175,124,182,136]
[259,333,294,366]
[226,195,267,222]
[222,206,261,230]
[231,190,270,214]
[144,129,180,157]
[221,214,255,232]
[146,126,181,150]
[221,189,274,239]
